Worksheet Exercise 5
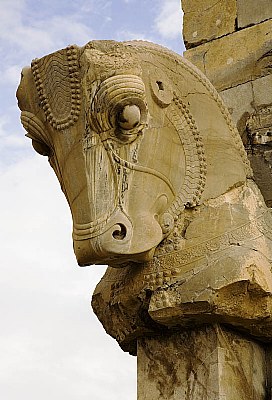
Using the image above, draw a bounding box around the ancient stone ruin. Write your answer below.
[183,0,272,207]
[17,4,272,398]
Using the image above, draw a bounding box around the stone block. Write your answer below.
[219,76,272,142]
[182,0,237,49]
[252,74,272,107]
[220,82,254,143]
[137,325,267,400]
[185,19,272,91]
[237,0,272,29]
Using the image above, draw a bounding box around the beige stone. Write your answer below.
[219,82,254,143]
[219,76,272,141]
[185,19,272,91]
[182,0,237,48]
[219,77,272,206]
[237,0,272,29]
[252,74,272,107]
[138,326,267,400]
[17,40,272,357]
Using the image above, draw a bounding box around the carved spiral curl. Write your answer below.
[90,74,148,137]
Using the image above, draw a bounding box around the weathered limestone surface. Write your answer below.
[219,82,254,144]
[185,19,272,92]
[219,76,272,206]
[138,326,268,400]
[220,75,272,142]
[17,39,272,398]
[182,0,237,49]
[17,40,272,353]
[237,0,272,29]
[182,0,272,206]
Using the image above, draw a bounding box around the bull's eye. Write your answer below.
[117,105,141,130]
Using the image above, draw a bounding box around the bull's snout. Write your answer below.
[73,207,162,267]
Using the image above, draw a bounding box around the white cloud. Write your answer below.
[0,154,136,399]
[0,64,22,86]
[117,29,153,42]
[155,0,183,39]
[0,1,95,59]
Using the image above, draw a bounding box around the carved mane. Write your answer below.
[17,40,272,354]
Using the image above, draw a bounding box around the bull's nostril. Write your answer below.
[112,223,127,240]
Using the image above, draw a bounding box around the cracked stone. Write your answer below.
[185,19,272,91]
[219,81,254,143]
[138,327,267,400]
[181,0,237,49]
[237,0,272,29]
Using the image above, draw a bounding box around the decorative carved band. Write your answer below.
[125,41,252,178]
[102,209,272,291]
[31,45,81,130]
[143,209,272,290]
[168,94,207,214]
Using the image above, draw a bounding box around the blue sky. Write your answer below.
[0,1,184,398]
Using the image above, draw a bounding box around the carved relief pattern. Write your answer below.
[105,209,272,294]
[126,41,252,177]
[90,74,147,137]
[20,39,272,350]
[169,94,207,213]
[31,45,81,130]
[141,209,272,290]
[20,111,53,148]
[98,208,272,346]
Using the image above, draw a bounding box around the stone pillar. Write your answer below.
[182,0,272,206]
[138,325,270,400]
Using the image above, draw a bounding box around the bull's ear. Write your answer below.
[21,111,52,157]
[17,67,40,114]
[30,45,81,131]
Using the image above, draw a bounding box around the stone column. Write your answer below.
[182,0,272,206]
[138,325,270,400]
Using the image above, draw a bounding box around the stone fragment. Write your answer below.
[219,76,272,142]
[182,0,237,49]
[220,81,254,143]
[185,19,272,91]
[220,76,272,207]
[237,0,272,29]
[138,326,267,400]
[252,75,272,107]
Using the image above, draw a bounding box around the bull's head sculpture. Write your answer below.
[17,41,272,353]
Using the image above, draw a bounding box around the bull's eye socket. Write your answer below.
[117,105,141,130]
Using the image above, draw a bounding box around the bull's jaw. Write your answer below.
[73,207,163,267]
